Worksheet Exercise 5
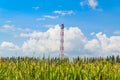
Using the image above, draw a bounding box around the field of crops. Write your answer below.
[1,56,120,80]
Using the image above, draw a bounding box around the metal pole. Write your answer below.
[60,24,64,58]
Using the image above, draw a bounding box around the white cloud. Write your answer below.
[0,24,14,32]
[54,10,75,16]
[88,0,98,9]
[80,0,98,9]
[20,31,47,39]
[17,28,32,32]
[1,25,120,57]
[85,39,101,54]
[98,33,120,55]
[5,20,12,23]
[80,2,84,6]
[21,25,60,54]
[36,15,58,21]
[90,32,95,35]
[1,41,19,50]
[113,31,120,35]
[32,6,40,10]
[36,18,45,21]
[85,32,120,56]
[0,24,32,33]
[80,1,86,6]
[0,24,32,39]
[43,15,59,19]
[36,15,59,21]
[19,25,120,57]
[44,24,55,28]
[21,25,87,56]
[3,25,13,30]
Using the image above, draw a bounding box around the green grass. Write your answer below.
[0,56,120,80]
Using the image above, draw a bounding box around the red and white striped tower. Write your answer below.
[60,24,64,58]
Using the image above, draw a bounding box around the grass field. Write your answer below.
[0,56,120,80]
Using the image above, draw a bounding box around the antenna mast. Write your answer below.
[60,24,64,58]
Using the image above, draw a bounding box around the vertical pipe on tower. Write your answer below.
[60,24,64,58]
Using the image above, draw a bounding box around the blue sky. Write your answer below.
[0,0,120,57]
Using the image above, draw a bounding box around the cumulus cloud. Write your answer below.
[54,10,75,16]
[85,32,120,56]
[1,25,120,57]
[1,42,19,50]
[21,25,60,54]
[20,25,120,57]
[20,25,87,56]
[85,39,101,56]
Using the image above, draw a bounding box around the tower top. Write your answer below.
[61,24,64,29]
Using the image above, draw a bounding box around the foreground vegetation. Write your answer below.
[0,56,120,80]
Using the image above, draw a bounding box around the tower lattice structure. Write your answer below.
[60,24,64,58]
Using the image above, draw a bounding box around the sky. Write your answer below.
[0,0,120,57]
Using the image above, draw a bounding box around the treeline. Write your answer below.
[1,55,120,64]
